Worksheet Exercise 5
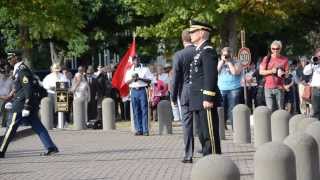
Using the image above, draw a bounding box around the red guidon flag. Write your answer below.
[112,38,136,97]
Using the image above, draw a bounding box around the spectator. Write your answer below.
[296,56,312,115]
[242,62,258,112]
[259,40,288,111]
[42,63,68,127]
[0,67,14,127]
[86,66,98,123]
[283,65,295,113]
[150,64,170,121]
[61,66,73,87]
[71,70,90,125]
[303,48,320,120]
[217,47,243,129]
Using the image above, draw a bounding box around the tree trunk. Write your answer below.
[19,25,33,69]
[220,12,238,55]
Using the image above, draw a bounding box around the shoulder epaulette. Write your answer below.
[19,64,28,70]
[203,46,213,50]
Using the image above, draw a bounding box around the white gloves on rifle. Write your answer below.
[4,102,12,110]
[22,109,30,117]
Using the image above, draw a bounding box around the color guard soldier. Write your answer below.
[0,51,59,158]
[171,29,196,163]
[188,20,221,155]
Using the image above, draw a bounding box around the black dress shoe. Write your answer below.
[181,158,192,163]
[41,147,59,156]
[134,132,142,136]
[0,151,5,158]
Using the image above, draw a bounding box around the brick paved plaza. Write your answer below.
[0,122,254,180]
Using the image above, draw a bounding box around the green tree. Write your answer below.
[0,0,96,68]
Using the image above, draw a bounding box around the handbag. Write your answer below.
[302,85,312,102]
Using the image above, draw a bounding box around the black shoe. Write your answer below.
[134,132,142,136]
[0,152,5,158]
[181,158,192,163]
[143,132,149,136]
[41,147,59,156]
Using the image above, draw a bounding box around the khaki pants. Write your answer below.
[298,83,313,115]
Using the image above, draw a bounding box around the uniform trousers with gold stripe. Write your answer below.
[193,107,221,155]
[0,111,57,154]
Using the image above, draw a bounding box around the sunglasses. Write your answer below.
[271,47,280,50]
[222,54,230,58]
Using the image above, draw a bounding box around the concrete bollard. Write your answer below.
[191,155,240,180]
[284,133,319,180]
[296,117,318,133]
[102,98,116,130]
[253,106,271,147]
[73,97,85,130]
[289,114,306,134]
[233,104,251,143]
[305,121,320,171]
[40,97,54,130]
[254,142,296,180]
[271,110,291,142]
[217,107,225,140]
[158,100,173,135]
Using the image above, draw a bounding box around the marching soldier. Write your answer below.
[188,20,221,155]
[0,51,59,158]
[171,29,196,163]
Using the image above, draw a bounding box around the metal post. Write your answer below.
[57,112,64,129]
[103,49,107,66]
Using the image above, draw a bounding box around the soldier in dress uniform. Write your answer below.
[0,51,59,158]
[188,20,221,155]
[171,29,196,163]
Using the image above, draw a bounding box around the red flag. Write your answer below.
[112,39,136,97]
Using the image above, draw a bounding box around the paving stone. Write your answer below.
[0,123,254,180]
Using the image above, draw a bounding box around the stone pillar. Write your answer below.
[296,117,318,133]
[191,155,240,180]
[305,121,320,171]
[253,106,271,147]
[254,142,296,180]
[289,114,306,134]
[217,107,225,140]
[40,97,54,130]
[233,104,251,143]
[271,110,291,142]
[73,97,85,130]
[158,100,173,135]
[284,133,319,180]
[102,98,116,130]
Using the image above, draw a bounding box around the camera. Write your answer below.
[274,67,285,78]
[311,56,319,65]
[132,73,139,81]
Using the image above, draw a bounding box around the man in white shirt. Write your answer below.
[124,55,153,136]
[42,63,68,127]
[303,48,320,120]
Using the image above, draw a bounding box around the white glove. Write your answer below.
[4,102,12,110]
[22,109,30,117]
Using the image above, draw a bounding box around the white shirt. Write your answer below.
[0,75,14,96]
[42,72,68,94]
[157,73,170,84]
[124,64,154,88]
[303,64,320,87]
